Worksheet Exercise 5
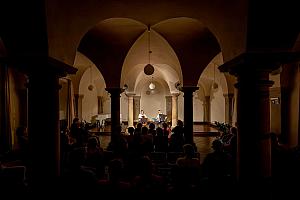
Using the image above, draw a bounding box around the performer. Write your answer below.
[156,110,162,123]
[138,110,148,124]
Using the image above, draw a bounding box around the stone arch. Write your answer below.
[46,1,248,66]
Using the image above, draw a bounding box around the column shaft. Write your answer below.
[182,86,198,144]
[224,93,234,125]
[133,96,141,122]
[97,96,103,114]
[236,70,273,181]
[27,71,60,187]
[203,96,211,122]
[166,96,172,123]
[171,94,179,127]
[106,88,123,144]
[127,95,134,127]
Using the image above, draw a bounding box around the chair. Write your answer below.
[167,152,184,165]
[149,152,167,166]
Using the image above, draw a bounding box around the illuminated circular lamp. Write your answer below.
[144,64,154,75]
[88,84,94,91]
[149,82,155,90]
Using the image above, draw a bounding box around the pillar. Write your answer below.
[219,52,300,192]
[171,93,180,127]
[27,70,61,187]
[224,93,234,125]
[126,93,135,127]
[106,87,123,145]
[8,56,77,191]
[97,95,103,114]
[165,95,172,123]
[235,69,273,183]
[0,64,12,153]
[181,86,199,144]
[74,94,84,120]
[203,96,211,122]
[133,96,141,122]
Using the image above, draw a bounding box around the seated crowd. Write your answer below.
[1,118,300,197]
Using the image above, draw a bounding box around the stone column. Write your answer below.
[74,94,84,119]
[74,94,79,117]
[171,93,180,127]
[126,93,135,127]
[165,95,172,123]
[224,93,234,125]
[220,53,300,192]
[133,96,141,123]
[106,87,123,145]
[25,57,77,190]
[203,96,211,122]
[280,88,289,144]
[181,86,199,144]
[97,96,103,114]
[235,69,273,182]
[10,57,77,190]
[27,71,61,187]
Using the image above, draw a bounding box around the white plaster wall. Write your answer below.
[232,88,238,127]
[178,93,184,121]
[59,79,68,120]
[140,84,166,120]
[120,93,128,121]
[81,86,98,122]
[193,95,204,122]
[210,87,225,123]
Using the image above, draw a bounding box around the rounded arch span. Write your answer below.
[72,52,107,95]
[152,17,221,86]
[197,81,207,99]
[121,28,183,91]
[134,77,170,97]
[195,83,206,102]
[78,64,106,97]
[46,1,247,66]
[199,53,230,95]
[78,18,147,88]
[123,63,180,94]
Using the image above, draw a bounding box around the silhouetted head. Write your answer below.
[212,139,223,151]
[230,127,238,135]
[183,144,195,157]
[127,127,135,135]
[149,123,155,130]
[177,120,183,127]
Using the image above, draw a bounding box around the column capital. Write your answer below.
[7,56,78,77]
[105,87,124,95]
[171,92,180,97]
[180,86,199,93]
[125,92,136,97]
[74,94,84,99]
[223,93,234,98]
[219,52,300,76]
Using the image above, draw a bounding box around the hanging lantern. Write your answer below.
[149,82,155,90]
[88,84,94,91]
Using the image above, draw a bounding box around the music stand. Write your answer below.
[140,116,148,124]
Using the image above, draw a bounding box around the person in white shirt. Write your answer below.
[156,110,162,122]
[138,110,148,124]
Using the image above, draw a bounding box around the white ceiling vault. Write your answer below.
[74,17,228,95]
